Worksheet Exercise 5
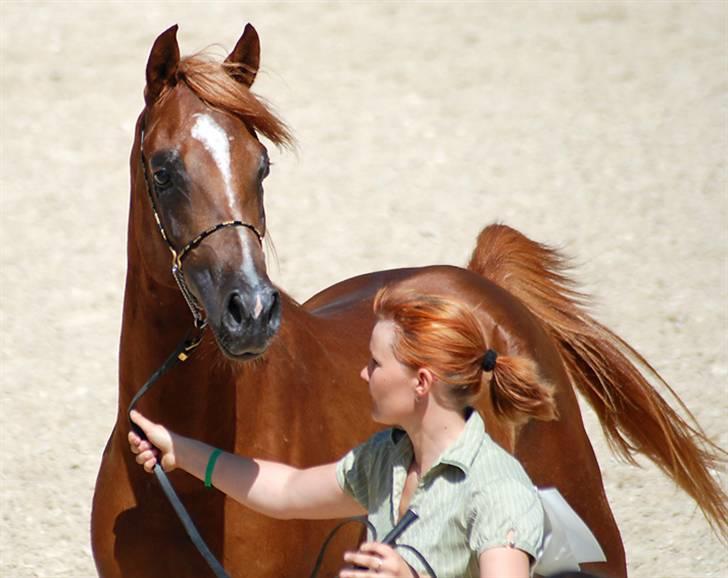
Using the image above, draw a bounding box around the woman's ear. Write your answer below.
[415,367,434,399]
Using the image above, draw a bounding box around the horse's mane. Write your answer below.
[177,54,293,148]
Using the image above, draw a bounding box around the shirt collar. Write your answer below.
[389,408,486,476]
[390,427,413,468]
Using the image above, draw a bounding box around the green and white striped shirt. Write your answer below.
[336,410,544,578]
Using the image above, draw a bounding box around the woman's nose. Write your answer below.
[360,366,368,382]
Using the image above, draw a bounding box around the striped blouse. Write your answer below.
[336,410,544,577]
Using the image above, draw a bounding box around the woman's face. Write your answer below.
[360,320,419,426]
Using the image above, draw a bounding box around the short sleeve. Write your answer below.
[467,479,544,560]
[335,430,391,511]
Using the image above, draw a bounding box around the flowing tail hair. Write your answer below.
[467,223,727,538]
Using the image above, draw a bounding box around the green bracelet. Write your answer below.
[204,448,223,488]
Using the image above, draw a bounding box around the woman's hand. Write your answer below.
[340,542,416,577]
[128,410,177,472]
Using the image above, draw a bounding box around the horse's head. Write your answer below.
[132,24,291,360]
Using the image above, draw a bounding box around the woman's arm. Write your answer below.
[129,410,365,520]
[478,547,530,578]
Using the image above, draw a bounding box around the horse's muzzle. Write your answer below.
[217,285,281,358]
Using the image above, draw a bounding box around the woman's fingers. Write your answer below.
[143,456,157,473]
[130,442,160,473]
[128,431,153,454]
[128,411,175,472]
[129,410,173,453]
[128,431,140,452]
[136,450,159,472]
[342,550,382,571]
[130,410,155,433]
[135,449,158,465]
[340,543,409,577]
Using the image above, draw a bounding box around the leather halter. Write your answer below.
[138,116,264,328]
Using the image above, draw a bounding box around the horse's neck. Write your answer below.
[118,260,232,427]
[228,292,378,462]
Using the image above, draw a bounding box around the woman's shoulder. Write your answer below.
[347,427,399,462]
[469,434,536,492]
[361,427,398,450]
[466,438,543,542]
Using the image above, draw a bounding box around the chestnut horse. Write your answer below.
[91,24,727,578]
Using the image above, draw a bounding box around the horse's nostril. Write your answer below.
[228,293,245,325]
[267,291,280,323]
[224,289,279,336]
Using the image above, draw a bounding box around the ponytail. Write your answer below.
[486,354,558,423]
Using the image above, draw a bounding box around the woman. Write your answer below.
[129,285,557,577]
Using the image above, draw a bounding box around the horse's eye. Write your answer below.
[153,169,171,188]
[258,153,271,181]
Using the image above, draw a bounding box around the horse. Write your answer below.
[91,24,727,578]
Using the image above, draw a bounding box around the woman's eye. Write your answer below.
[153,169,171,188]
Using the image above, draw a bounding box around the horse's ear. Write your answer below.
[145,24,180,106]
[225,23,260,88]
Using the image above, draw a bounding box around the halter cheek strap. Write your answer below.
[139,120,264,327]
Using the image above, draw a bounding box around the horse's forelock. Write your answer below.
[177,54,293,148]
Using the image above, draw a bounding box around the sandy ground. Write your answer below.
[1,1,726,577]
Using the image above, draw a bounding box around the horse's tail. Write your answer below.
[467,223,727,538]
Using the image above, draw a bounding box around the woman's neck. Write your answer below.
[402,404,467,475]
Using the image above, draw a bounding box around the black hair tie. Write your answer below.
[482,349,498,372]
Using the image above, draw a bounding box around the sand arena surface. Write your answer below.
[1,2,726,576]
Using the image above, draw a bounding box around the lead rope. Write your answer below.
[127,324,230,578]
[308,510,437,578]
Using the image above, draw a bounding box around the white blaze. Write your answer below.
[241,229,258,280]
[191,113,265,293]
[253,294,263,319]
[191,113,235,212]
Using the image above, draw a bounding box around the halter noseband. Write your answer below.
[139,117,264,328]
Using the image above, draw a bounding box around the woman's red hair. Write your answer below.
[373,285,557,423]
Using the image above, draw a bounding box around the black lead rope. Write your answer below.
[307,518,378,578]
[308,509,437,578]
[126,326,206,423]
[151,466,228,578]
[127,324,230,578]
